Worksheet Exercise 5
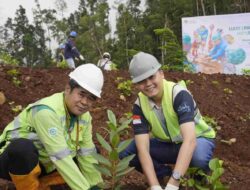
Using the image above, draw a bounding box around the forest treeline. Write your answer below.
[0,0,249,68]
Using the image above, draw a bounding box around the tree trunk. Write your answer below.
[196,0,199,16]
[200,0,206,16]
[213,2,216,15]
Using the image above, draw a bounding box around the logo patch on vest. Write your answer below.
[132,115,142,124]
[48,127,58,137]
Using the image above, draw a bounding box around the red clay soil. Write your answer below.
[0,64,249,190]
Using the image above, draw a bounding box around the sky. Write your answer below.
[0,0,118,51]
[0,0,145,51]
[0,0,122,34]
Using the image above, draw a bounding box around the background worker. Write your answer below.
[0,64,104,190]
[64,31,85,69]
[97,52,114,71]
[119,52,216,190]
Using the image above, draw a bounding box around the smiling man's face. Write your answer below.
[64,85,96,116]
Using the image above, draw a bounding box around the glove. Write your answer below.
[151,185,163,190]
[79,55,85,61]
[164,183,179,190]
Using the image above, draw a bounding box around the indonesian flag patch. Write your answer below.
[132,115,142,124]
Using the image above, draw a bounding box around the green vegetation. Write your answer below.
[117,79,132,97]
[241,68,250,75]
[203,115,220,131]
[185,79,194,86]
[154,28,186,71]
[92,110,134,190]
[181,158,229,190]
[0,52,19,66]
[7,69,22,87]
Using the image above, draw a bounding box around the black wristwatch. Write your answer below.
[172,171,182,181]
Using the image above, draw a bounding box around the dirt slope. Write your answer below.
[0,64,249,190]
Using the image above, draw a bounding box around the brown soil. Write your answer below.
[0,64,249,190]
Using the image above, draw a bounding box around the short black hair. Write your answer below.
[69,79,81,91]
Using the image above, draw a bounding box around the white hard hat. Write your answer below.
[69,64,104,98]
[129,52,161,83]
[103,52,111,59]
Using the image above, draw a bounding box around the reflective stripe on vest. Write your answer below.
[78,147,96,156]
[50,148,72,162]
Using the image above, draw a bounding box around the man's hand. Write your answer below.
[164,183,179,190]
[151,185,163,190]
[79,55,85,61]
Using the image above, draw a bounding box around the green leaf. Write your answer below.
[110,150,119,161]
[96,133,112,152]
[93,164,111,177]
[117,154,135,172]
[187,178,195,187]
[114,185,122,190]
[210,168,224,183]
[107,109,117,126]
[209,158,222,171]
[111,133,120,148]
[213,181,229,190]
[107,122,117,131]
[194,183,210,190]
[91,152,112,167]
[117,167,134,177]
[117,139,133,153]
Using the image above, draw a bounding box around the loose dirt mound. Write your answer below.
[0,64,249,190]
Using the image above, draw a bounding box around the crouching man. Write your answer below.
[0,64,103,190]
[119,52,216,190]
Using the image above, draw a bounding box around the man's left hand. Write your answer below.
[164,183,179,190]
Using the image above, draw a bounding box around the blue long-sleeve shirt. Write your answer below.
[64,39,80,59]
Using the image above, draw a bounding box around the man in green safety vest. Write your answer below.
[0,64,103,190]
[119,52,216,190]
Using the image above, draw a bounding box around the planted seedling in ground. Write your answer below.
[181,158,229,190]
[93,110,135,190]
[7,69,22,87]
[203,115,221,131]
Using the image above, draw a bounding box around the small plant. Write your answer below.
[0,52,19,66]
[7,69,22,87]
[7,69,20,77]
[92,110,135,190]
[203,115,220,131]
[117,80,132,97]
[185,79,194,86]
[223,88,233,94]
[181,158,229,190]
[9,101,23,113]
[241,68,250,75]
[57,60,68,69]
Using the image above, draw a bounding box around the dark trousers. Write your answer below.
[119,137,215,179]
[0,138,45,180]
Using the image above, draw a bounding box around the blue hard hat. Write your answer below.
[69,31,77,37]
[59,44,65,49]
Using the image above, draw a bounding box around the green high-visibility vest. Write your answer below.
[138,80,215,143]
[0,92,102,190]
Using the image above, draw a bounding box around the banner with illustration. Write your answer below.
[182,13,250,74]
